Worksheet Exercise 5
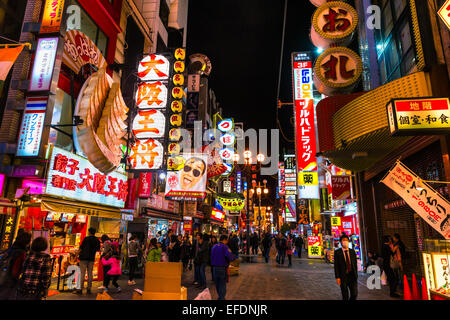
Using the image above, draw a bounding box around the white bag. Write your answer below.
[381,271,388,286]
[194,288,212,300]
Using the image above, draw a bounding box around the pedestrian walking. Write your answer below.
[294,235,303,259]
[195,234,209,290]
[381,235,400,297]
[0,231,32,300]
[275,233,287,265]
[192,233,201,286]
[76,228,100,295]
[228,232,240,258]
[262,233,272,263]
[334,234,358,300]
[147,238,162,262]
[168,235,181,262]
[127,235,142,285]
[101,254,121,293]
[16,237,52,300]
[211,235,236,300]
[250,232,259,255]
[286,234,294,267]
[180,235,192,271]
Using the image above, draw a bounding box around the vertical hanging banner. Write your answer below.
[284,155,297,195]
[40,0,65,34]
[381,161,450,239]
[138,172,153,197]
[292,52,317,172]
[29,37,59,92]
[16,97,48,157]
[331,175,352,200]
[278,162,285,197]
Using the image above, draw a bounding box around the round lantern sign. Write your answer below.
[313,47,362,97]
[135,81,168,109]
[220,133,236,146]
[129,138,164,170]
[173,60,185,73]
[218,119,234,132]
[219,148,235,162]
[172,86,184,99]
[170,114,183,126]
[169,128,182,141]
[132,109,166,139]
[168,142,181,155]
[174,48,186,60]
[311,1,358,49]
[172,73,184,86]
[171,100,183,113]
[137,54,170,81]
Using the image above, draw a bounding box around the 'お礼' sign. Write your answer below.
[381,161,450,239]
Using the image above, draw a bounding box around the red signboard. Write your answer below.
[211,208,225,222]
[51,245,74,256]
[125,178,138,210]
[394,98,450,112]
[331,175,352,200]
[138,172,152,197]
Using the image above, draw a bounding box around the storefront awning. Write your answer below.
[41,197,122,219]
[143,208,182,221]
[323,71,435,172]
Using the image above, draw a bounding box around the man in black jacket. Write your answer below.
[195,234,210,289]
[295,236,304,259]
[77,228,100,295]
[334,234,358,300]
[262,233,272,263]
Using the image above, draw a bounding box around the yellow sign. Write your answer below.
[308,245,322,257]
[298,171,319,186]
[0,216,14,250]
[331,216,341,226]
[40,0,65,34]
[174,48,186,60]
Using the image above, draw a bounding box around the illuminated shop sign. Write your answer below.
[386,98,450,136]
[129,139,164,170]
[438,0,450,30]
[278,162,285,196]
[331,175,352,200]
[45,146,128,208]
[132,109,166,139]
[211,208,225,222]
[29,37,58,92]
[137,54,170,81]
[298,171,320,199]
[16,97,47,157]
[136,82,168,109]
[285,195,296,222]
[40,0,65,34]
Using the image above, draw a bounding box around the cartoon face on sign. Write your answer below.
[180,157,206,190]
[137,54,170,81]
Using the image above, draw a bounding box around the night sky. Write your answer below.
[187,0,316,153]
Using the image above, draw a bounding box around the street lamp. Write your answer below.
[244,150,252,165]
[256,187,262,195]
[257,153,265,163]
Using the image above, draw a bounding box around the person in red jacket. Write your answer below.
[101,254,122,293]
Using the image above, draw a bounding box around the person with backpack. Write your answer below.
[127,235,142,286]
[275,233,287,266]
[101,254,122,293]
[76,228,100,295]
[0,231,32,300]
[286,234,294,267]
[16,237,52,300]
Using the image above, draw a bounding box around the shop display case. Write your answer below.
[422,239,450,300]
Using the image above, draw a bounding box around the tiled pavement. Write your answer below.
[47,250,398,300]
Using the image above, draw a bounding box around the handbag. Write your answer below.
[380,271,388,285]
[390,255,400,269]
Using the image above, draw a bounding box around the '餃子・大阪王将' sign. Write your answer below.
[381,161,450,239]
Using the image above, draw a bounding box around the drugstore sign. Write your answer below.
[45,146,128,208]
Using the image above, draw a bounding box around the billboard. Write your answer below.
[16,97,47,157]
[285,195,297,222]
[331,175,352,200]
[298,171,320,199]
[284,155,297,195]
[292,52,317,172]
[165,154,208,201]
[29,37,58,92]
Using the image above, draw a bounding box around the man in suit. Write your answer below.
[334,234,358,300]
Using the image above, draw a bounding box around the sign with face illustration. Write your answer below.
[165,154,208,201]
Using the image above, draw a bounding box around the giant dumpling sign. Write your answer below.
[216,193,245,211]
[74,68,128,174]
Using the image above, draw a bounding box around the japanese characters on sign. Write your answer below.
[136,81,168,109]
[236,171,242,194]
[165,154,208,201]
[0,213,15,250]
[29,37,58,92]
[132,109,166,139]
[211,208,225,222]
[137,54,170,81]
[292,52,317,173]
[331,175,352,200]
[438,0,450,30]
[16,97,47,157]
[223,180,231,193]
[138,172,152,198]
[432,254,450,291]
[313,46,362,96]
[386,98,450,136]
[45,146,128,208]
[285,195,297,222]
[40,0,65,34]
[381,161,450,239]
[311,1,358,49]
[298,171,320,199]
[217,195,245,211]
[129,139,164,170]
[278,162,286,197]
[284,155,297,196]
[214,114,237,177]
[308,235,323,258]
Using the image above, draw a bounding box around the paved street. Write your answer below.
[47,250,397,300]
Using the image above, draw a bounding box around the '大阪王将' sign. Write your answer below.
[386,98,450,136]
[381,161,450,239]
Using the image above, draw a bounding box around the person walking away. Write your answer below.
[191,233,201,285]
[286,234,294,267]
[209,236,218,281]
[76,228,100,295]
[393,233,405,287]
[127,235,141,285]
[0,231,32,300]
[275,233,287,265]
[180,235,192,271]
[262,233,272,263]
[147,238,162,262]
[382,235,400,297]
[295,235,303,259]
[101,254,121,293]
[211,235,236,300]
[334,234,358,300]
[250,233,258,255]
[168,235,181,262]
[16,237,52,300]
[195,234,209,290]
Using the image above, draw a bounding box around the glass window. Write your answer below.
[49,89,74,151]
[393,0,407,19]
[382,4,393,39]
[385,40,399,72]
[401,49,416,75]
[399,22,412,55]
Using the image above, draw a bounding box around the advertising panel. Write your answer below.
[381,161,450,239]
[29,37,59,92]
[165,154,208,201]
[331,175,352,200]
[278,162,285,196]
[45,146,128,208]
[40,0,65,34]
[138,172,152,198]
[298,171,320,199]
[16,97,47,157]
[285,195,297,222]
[308,235,322,258]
